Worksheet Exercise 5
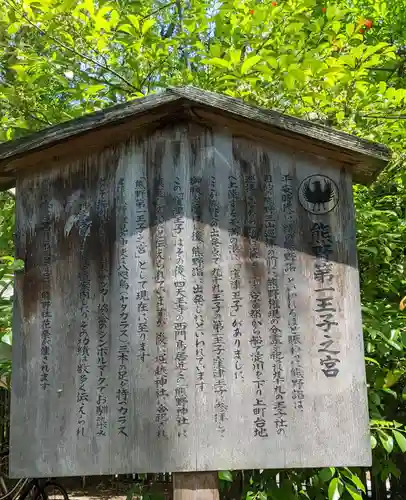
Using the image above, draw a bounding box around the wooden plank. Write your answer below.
[173,86,389,165]
[173,472,219,500]
[10,121,371,477]
[0,93,180,163]
[0,87,389,188]
[188,107,375,184]
[0,107,180,183]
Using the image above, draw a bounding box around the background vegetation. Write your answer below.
[0,0,405,497]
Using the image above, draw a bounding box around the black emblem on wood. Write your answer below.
[298,175,339,214]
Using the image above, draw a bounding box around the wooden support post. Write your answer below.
[173,472,219,500]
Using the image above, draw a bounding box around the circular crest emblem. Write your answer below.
[298,174,339,214]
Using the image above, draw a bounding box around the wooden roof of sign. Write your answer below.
[0,86,390,188]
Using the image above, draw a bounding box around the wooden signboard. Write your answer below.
[1,88,389,477]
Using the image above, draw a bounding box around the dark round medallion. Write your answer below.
[298,174,339,214]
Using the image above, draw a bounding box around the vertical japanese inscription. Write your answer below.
[155,176,169,438]
[246,174,268,438]
[282,174,304,411]
[96,178,109,437]
[39,187,52,391]
[228,175,243,382]
[191,176,205,392]
[311,223,340,377]
[77,199,91,437]
[134,176,149,363]
[210,175,227,434]
[117,178,130,437]
[172,176,189,437]
[264,174,287,436]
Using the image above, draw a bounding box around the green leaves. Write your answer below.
[218,470,233,482]
[327,472,364,500]
[229,48,241,66]
[393,430,406,452]
[372,422,406,455]
[328,478,343,500]
[142,18,155,35]
[346,23,355,37]
[319,467,335,482]
[83,84,105,96]
[118,24,135,36]
[326,4,341,21]
[284,73,296,90]
[128,14,140,31]
[241,54,261,74]
[384,369,403,388]
[0,341,11,363]
[202,58,230,69]
[345,484,362,500]
[340,469,366,494]
[379,431,394,453]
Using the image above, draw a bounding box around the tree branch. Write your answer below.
[361,115,406,119]
[26,111,52,126]
[143,1,177,20]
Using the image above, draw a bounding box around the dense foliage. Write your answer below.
[0,0,405,497]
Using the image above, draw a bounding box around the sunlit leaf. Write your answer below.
[118,24,135,35]
[374,330,403,351]
[229,48,242,66]
[84,84,105,95]
[142,18,155,34]
[379,431,394,453]
[83,0,95,15]
[128,14,140,31]
[241,55,262,74]
[202,58,230,69]
[346,23,355,37]
[340,469,366,494]
[384,369,403,388]
[345,484,362,500]
[328,478,343,500]
[284,73,295,89]
[365,356,380,366]
[393,430,406,452]
[218,470,233,482]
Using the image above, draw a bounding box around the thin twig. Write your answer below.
[360,115,406,119]
[367,67,399,71]
[5,0,138,92]
[27,111,52,126]
[139,61,163,91]
[142,1,177,20]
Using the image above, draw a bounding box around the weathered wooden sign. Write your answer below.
[0,87,389,477]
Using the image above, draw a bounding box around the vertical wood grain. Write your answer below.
[173,472,219,500]
[10,120,371,477]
